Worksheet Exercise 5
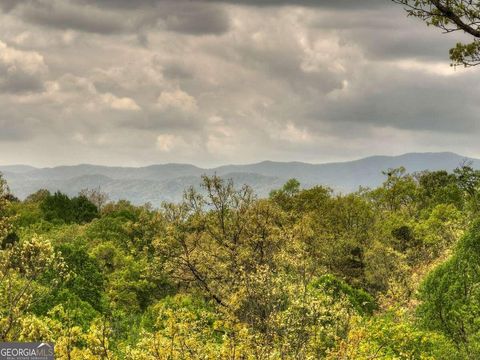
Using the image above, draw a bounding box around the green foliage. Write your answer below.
[40,192,74,223]
[312,274,377,315]
[328,310,458,359]
[2,168,480,358]
[54,244,105,312]
[0,236,67,340]
[40,192,98,224]
[418,221,480,357]
[71,196,99,223]
[418,170,463,209]
[269,178,301,211]
[0,173,13,243]
[24,189,51,203]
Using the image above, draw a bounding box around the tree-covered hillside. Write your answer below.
[3,152,476,204]
[1,165,479,359]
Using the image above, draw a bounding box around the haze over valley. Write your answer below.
[2,152,475,204]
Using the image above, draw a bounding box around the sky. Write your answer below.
[0,0,479,167]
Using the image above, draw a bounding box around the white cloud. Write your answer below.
[275,122,312,143]
[394,59,458,77]
[156,133,178,152]
[0,40,48,93]
[102,92,141,111]
[156,89,198,113]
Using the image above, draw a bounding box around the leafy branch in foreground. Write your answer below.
[393,0,480,66]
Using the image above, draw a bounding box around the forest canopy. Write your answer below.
[1,165,480,359]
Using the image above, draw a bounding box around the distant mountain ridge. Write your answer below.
[1,152,477,205]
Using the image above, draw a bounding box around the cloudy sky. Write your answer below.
[0,0,478,167]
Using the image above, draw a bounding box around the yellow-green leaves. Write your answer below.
[0,236,66,341]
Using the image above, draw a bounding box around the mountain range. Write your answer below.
[1,152,477,205]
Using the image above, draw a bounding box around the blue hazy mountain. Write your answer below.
[1,152,477,205]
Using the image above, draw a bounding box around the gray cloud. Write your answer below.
[6,0,231,36]
[0,122,33,141]
[21,1,129,34]
[316,7,469,62]
[162,63,194,80]
[1,0,388,37]
[0,0,19,13]
[206,0,388,9]
[0,105,44,141]
[0,73,45,93]
[163,5,230,35]
[1,0,479,167]
[318,71,480,133]
[73,0,387,10]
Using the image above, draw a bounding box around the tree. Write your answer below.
[40,192,98,224]
[269,178,301,211]
[4,166,479,358]
[393,0,480,66]
[417,221,480,357]
[157,175,270,309]
[71,195,99,224]
[417,170,463,210]
[327,310,458,359]
[370,167,418,213]
[0,236,67,340]
[79,188,109,212]
[126,295,223,360]
[47,244,105,312]
[451,164,480,215]
[24,189,51,204]
[0,174,13,243]
[40,192,75,223]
